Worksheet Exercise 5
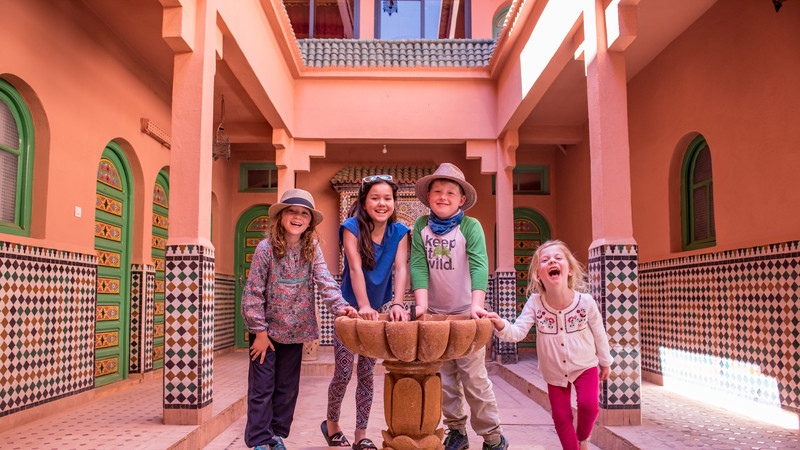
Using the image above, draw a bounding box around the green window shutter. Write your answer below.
[0,78,35,236]
[681,135,716,250]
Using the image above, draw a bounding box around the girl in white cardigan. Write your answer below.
[483,240,612,450]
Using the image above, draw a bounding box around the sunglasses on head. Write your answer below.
[362,174,393,183]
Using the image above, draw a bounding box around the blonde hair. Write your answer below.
[267,209,318,263]
[525,240,588,297]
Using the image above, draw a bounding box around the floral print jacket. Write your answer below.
[241,238,348,344]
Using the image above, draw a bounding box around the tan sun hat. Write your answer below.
[268,188,324,227]
[415,162,477,211]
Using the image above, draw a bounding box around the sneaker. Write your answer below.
[443,428,469,450]
[270,436,287,450]
[482,435,508,450]
[254,446,269,450]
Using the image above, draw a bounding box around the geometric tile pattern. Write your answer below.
[493,270,518,364]
[640,240,800,414]
[164,244,214,409]
[130,267,143,373]
[589,243,641,410]
[0,241,96,418]
[213,273,236,351]
[130,264,156,374]
[317,275,341,346]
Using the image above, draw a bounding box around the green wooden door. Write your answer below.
[94,143,132,386]
[234,205,270,348]
[513,208,550,348]
[151,171,169,369]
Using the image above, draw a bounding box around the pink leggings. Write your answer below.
[546,366,599,450]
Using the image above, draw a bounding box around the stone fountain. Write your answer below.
[334,314,494,450]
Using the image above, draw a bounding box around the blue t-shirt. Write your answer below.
[339,217,410,310]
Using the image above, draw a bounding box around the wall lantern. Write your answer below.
[383,0,398,16]
[773,0,789,11]
[213,95,231,161]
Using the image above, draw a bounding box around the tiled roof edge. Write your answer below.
[297,39,496,69]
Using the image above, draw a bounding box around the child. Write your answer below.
[241,188,355,450]
[483,240,612,450]
[410,163,508,450]
[322,174,410,450]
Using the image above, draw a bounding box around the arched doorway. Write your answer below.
[94,142,133,386]
[512,208,550,348]
[233,205,270,348]
[151,170,169,369]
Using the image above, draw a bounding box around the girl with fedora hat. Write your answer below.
[242,188,356,450]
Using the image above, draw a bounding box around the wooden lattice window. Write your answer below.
[681,135,716,250]
[240,162,278,193]
[0,78,34,236]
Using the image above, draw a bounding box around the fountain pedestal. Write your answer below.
[334,314,493,450]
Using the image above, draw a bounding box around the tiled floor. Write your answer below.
[497,353,800,450]
[0,348,797,449]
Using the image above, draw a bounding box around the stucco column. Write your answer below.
[467,137,518,363]
[274,128,326,197]
[162,0,217,425]
[583,0,641,425]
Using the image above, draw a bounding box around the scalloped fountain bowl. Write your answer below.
[334,314,494,450]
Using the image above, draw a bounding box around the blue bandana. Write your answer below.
[428,210,464,236]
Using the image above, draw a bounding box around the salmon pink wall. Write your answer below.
[293,79,498,140]
[554,135,592,265]
[2,0,171,261]
[471,1,510,39]
[627,0,800,262]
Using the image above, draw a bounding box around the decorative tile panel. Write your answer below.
[96,250,121,268]
[214,274,236,351]
[97,305,119,321]
[96,194,122,216]
[589,243,641,411]
[640,240,800,414]
[493,271,518,364]
[0,241,96,418]
[129,264,155,374]
[164,244,215,410]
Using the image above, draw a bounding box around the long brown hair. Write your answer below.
[268,208,318,262]
[347,178,398,270]
[525,240,588,298]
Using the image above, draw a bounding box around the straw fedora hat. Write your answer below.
[415,162,477,211]
[268,188,324,227]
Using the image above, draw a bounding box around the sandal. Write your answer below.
[320,420,350,447]
[352,438,378,450]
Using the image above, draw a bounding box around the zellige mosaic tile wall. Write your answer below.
[640,240,800,414]
[0,242,96,417]
[214,274,235,351]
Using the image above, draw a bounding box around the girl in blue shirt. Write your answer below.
[321,175,410,450]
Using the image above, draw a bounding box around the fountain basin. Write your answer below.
[334,314,494,363]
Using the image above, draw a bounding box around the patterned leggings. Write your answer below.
[326,329,377,430]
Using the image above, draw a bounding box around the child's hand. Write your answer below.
[250,331,274,364]
[482,312,505,330]
[470,304,488,320]
[338,306,358,318]
[358,306,379,321]
[599,365,610,381]
[388,306,408,322]
[413,305,426,320]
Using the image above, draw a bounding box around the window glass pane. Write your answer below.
[517,172,542,192]
[247,169,274,190]
[380,1,421,39]
[424,0,442,39]
[708,184,716,238]
[0,100,20,150]
[315,0,354,38]
[692,186,708,241]
[285,1,310,39]
[692,144,712,184]
[0,149,18,222]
